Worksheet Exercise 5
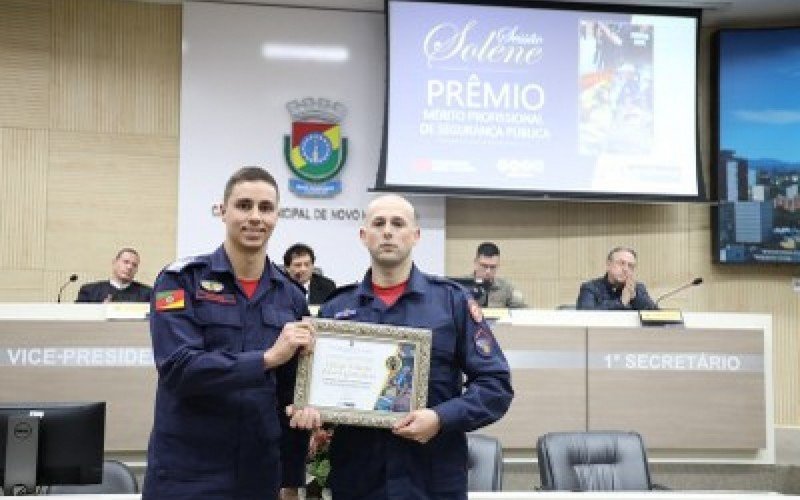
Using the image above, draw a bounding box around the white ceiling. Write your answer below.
[180,0,800,27]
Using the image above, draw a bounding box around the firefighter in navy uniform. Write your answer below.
[143,167,314,500]
[315,194,513,500]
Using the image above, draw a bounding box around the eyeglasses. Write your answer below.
[611,259,636,270]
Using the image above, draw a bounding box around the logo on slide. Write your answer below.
[284,98,348,197]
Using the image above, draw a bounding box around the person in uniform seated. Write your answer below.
[143,166,315,499]
[576,245,657,310]
[463,241,526,308]
[306,194,514,500]
[75,247,152,303]
[283,243,336,305]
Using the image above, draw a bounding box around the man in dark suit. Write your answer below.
[576,246,656,310]
[283,243,336,305]
[76,247,153,303]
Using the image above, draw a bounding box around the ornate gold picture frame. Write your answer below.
[294,318,432,428]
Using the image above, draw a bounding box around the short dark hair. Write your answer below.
[115,247,139,260]
[223,166,279,203]
[607,246,637,262]
[476,242,500,258]
[283,243,315,267]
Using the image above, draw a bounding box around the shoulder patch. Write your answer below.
[155,289,185,311]
[474,326,493,357]
[468,298,484,323]
[165,256,203,273]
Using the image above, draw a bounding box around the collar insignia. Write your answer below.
[200,280,225,292]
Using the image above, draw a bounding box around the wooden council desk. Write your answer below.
[0,305,773,464]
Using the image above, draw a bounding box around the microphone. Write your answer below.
[57,274,78,303]
[473,278,490,307]
[655,277,703,307]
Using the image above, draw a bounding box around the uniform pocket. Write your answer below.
[430,321,457,375]
[261,306,296,328]
[194,304,242,350]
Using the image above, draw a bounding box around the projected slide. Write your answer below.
[384,1,700,198]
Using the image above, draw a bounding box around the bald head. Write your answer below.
[361,194,420,274]
[365,194,418,225]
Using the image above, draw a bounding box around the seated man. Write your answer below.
[76,247,153,303]
[283,243,336,305]
[576,246,656,310]
[464,242,526,308]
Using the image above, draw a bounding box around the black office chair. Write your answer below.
[467,433,503,492]
[536,431,665,491]
[46,459,138,494]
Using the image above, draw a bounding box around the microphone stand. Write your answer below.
[57,274,78,303]
[655,278,703,307]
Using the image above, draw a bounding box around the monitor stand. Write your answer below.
[3,415,39,496]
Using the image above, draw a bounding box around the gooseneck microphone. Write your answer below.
[655,277,703,307]
[56,274,78,303]
[473,278,490,307]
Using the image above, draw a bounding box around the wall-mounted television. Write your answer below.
[712,27,800,264]
[379,0,703,201]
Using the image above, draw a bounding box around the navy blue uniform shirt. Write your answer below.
[319,265,514,500]
[143,246,308,499]
[576,274,657,310]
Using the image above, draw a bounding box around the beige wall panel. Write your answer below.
[0,0,50,129]
[46,131,178,284]
[0,270,44,302]
[558,202,612,281]
[557,280,583,309]
[0,128,48,270]
[50,0,180,135]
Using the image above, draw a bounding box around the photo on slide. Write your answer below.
[579,20,654,156]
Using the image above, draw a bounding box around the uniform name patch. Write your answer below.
[196,289,236,305]
[333,308,357,319]
[156,289,185,311]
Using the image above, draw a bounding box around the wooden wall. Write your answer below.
[0,0,180,301]
[0,0,796,426]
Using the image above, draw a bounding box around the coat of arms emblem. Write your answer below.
[284,98,348,197]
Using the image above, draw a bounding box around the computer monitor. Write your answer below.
[0,401,105,495]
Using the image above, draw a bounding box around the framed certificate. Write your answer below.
[293,318,432,428]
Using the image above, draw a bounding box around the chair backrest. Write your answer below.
[47,459,138,494]
[467,433,503,492]
[536,431,653,491]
